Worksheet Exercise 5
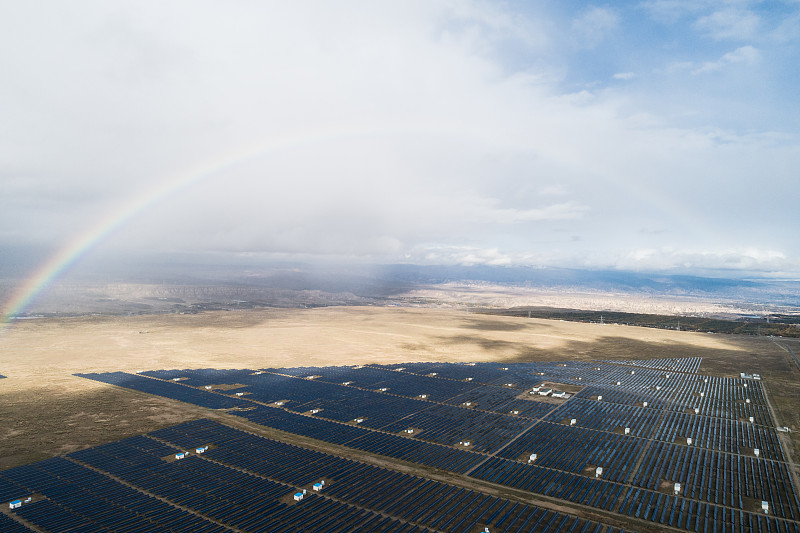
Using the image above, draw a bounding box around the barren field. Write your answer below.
[1,306,798,471]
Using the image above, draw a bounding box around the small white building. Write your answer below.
[465,377,473,381]
[294,492,304,501]
[528,453,537,463]
[595,466,603,478]
[195,447,205,454]
[552,391,568,399]
[343,381,352,385]
[405,428,414,434]
[235,392,244,397]
[313,481,325,491]
[624,427,631,435]
[311,409,320,414]
[175,452,186,460]
[511,410,519,415]
[419,394,428,399]
[746,398,751,404]
[762,501,769,514]
[378,387,388,392]
[9,500,22,509]
[686,437,693,445]
[754,448,760,457]
[275,401,285,406]
[749,416,754,423]
[353,418,364,424]
[570,418,577,426]
[674,482,681,494]
[694,408,700,414]
[538,388,553,396]
[643,401,648,408]
[597,395,603,401]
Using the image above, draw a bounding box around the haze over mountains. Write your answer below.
[2,243,799,319]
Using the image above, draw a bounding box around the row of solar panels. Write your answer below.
[88,364,782,460]
[77,366,800,530]
[1,418,627,533]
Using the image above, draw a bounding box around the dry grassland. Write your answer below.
[1,306,798,471]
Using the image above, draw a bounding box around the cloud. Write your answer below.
[571,6,620,48]
[613,247,796,274]
[772,12,800,43]
[692,45,760,73]
[695,8,760,40]
[0,1,798,278]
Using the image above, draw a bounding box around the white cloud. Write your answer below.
[694,8,760,40]
[0,1,798,278]
[692,45,760,73]
[613,247,795,274]
[571,7,620,48]
[539,185,569,196]
[613,72,636,80]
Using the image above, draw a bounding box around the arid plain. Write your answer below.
[1,306,799,478]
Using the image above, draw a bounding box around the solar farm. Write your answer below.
[2,356,798,532]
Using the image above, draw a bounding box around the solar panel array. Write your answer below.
[4,356,795,532]
[1,418,628,532]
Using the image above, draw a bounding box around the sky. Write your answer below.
[1,0,799,278]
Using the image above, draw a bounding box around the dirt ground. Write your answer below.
[1,306,798,470]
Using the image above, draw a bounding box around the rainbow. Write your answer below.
[0,124,435,331]
[0,122,705,331]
